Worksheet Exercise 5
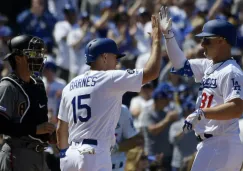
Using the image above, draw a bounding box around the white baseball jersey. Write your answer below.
[58,69,143,146]
[111,105,138,170]
[189,58,243,137]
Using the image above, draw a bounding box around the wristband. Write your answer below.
[196,108,205,120]
[163,30,174,39]
[59,148,68,158]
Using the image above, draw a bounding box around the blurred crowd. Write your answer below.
[0,0,243,170]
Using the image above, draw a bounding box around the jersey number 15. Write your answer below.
[71,94,91,123]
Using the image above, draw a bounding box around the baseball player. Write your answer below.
[0,35,56,171]
[111,105,143,171]
[56,15,162,171]
[160,6,243,171]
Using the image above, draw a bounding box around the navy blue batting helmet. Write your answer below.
[85,38,125,65]
[195,19,237,46]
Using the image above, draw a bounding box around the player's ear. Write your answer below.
[15,55,22,64]
[103,53,107,64]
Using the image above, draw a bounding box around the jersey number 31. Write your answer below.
[72,94,91,123]
[200,92,213,108]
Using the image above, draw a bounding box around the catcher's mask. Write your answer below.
[4,35,46,72]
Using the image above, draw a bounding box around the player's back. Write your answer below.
[59,69,143,145]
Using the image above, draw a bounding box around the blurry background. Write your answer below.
[0,0,243,170]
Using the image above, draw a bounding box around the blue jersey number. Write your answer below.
[71,94,91,123]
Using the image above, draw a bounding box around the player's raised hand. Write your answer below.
[183,109,205,133]
[159,6,172,35]
[151,15,161,42]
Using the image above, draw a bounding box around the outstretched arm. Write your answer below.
[159,6,187,69]
[142,15,162,84]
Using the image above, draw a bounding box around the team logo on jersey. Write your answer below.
[127,69,135,74]
[199,78,217,90]
[18,101,27,116]
[231,78,241,93]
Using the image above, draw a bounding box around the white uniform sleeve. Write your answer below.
[189,58,212,83]
[111,69,143,93]
[219,70,243,103]
[121,105,138,139]
[165,37,187,69]
[57,91,68,122]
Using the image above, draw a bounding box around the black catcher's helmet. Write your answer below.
[4,34,46,72]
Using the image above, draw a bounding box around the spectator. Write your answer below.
[169,100,198,171]
[80,0,121,16]
[53,4,76,82]
[140,83,179,171]
[1,0,243,170]
[0,15,12,58]
[107,11,137,55]
[129,82,154,131]
[47,0,79,21]
[42,60,66,121]
[111,105,143,171]
[91,0,116,38]
[66,12,92,80]
[42,58,66,171]
[0,15,13,78]
[17,0,57,46]
[134,7,152,55]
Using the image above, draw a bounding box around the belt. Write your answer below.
[112,162,124,169]
[26,142,49,153]
[10,140,48,153]
[73,139,98,146]
[197,133,213,142]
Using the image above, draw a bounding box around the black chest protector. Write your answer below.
[2,73,49,142]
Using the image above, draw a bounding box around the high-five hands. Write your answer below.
[183,109,205,133]
[151,15,161,42]
[159,6,173,39]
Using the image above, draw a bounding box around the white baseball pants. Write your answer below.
[60,141,112,171]
[191,134,243,171]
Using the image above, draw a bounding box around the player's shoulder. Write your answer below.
[0,79,14,87]
[0,78,17,93]
[221,59,243,76]
[86,69,141,78]
[83,70,114,77]
[61,71,101,93]
[121,104,129,109]
[121,104,130,115]
[189,58,213,66]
